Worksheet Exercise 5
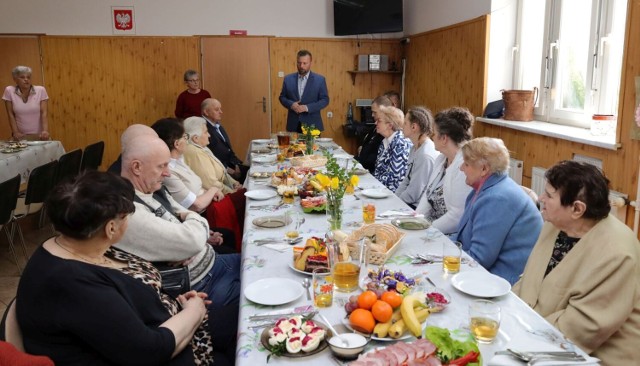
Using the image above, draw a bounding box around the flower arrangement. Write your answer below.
[300,123,321,155]
[314,151,359,230]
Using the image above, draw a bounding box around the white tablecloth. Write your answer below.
[0,141,65,183]
[235,141,596,365]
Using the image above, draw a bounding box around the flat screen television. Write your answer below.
[333,0,403,36]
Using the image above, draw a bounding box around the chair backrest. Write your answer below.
[80,141,105,171]
[55,149,82,184]
[0,175,21,226]
[25,161,58,206]
[0,298,23,351]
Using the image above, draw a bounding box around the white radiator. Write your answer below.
[531,167,547,197]
[573,154,603,170]
[508,158,523,185]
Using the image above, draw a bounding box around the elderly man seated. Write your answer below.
[115,134,240,310]
[201,98,249,182]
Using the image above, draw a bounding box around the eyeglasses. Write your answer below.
[186,79,200,83]
[182,133,189,140]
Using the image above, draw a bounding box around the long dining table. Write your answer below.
[235,139,598,365]
[0,140,65,184]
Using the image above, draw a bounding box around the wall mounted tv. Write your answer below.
[333,0,403,36]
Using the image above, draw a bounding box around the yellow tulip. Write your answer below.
[345,185,354,194]
[311,129,321,137]
[301,126,308,134]
[315,173,330,187]
[350,175,359,187]
[330,177,340,190]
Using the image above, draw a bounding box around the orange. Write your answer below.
[357,290,378,310]
[371,300,393,323]
[380,291,403,309]
[349,308,376,334]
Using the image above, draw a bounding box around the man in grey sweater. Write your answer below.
[114,135,240,309]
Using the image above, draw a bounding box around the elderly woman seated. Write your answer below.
[152,118,240,253]
[453,137,543,284]
[373,105,412,191]
[16,171,218,365]
[513,161,640,365]
[182,116,246,235]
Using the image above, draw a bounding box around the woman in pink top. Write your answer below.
[3,66,50,140]
[174,69,211,119]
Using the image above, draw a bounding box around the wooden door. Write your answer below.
[201,37,271,160]
[0,36,43,140]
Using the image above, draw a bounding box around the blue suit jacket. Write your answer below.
[279,71,329,131]
[453,173,543,285]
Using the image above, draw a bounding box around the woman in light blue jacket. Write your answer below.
[454,137,543,284]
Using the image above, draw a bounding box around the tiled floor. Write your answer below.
[0,223,52,316]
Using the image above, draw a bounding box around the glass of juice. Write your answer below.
[277,131,291,149]
[331,239,368,293]
[313,268,333,308]
[362,200,376,224]
[469,300,501,343]
[443,241,462,274]
[282,190,295,204]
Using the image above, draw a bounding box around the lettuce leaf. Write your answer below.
[425,326,481,365]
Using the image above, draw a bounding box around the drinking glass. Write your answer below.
[277,131,291,149]
[469,300,501,343]
[362,200,376,224]
[284,211,301,240]
[330,239,368,293]
[313,268,333,308]
[443,241,462,274]
[282,190,295,204]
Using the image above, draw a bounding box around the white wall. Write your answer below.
[0,0,399,38]
[403,0,491,35]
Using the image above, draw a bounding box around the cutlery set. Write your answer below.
[247,310,318,329]
[406,254,470,265]
[496,349,585,365]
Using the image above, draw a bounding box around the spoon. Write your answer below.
[302,278,311,300]
[317,313,349,347]
[285,237,304,245]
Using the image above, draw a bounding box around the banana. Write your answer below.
[400,295,429,337]
[374,309,403,338]
[309,180,324,191]
[388,308,429,338]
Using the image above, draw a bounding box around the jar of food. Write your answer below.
[590,114,616,136]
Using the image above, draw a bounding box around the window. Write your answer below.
[513,0,627,128]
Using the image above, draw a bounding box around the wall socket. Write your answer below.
[327,111,333,118]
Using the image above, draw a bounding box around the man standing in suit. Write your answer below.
[279,49,330,132]
[201,98,248,182]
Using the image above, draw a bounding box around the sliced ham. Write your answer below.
[407,359,432,366]
[425,355,443,366]
[414,338,437,356]
[374,348,399,366]
[407,342,425,359]
[395,342,417,361]
[387,343,408,364]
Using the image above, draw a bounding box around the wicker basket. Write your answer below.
[290,155,327,168]
[344,224,406,265]
[502,87,538,121]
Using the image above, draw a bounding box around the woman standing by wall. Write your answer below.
[3,66,49,140]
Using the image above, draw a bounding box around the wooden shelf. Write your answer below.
[347,70,402,85]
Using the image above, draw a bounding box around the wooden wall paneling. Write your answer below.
[0,36,43,140]
[404,16,489,118]
[41,36,200,168]
[269,38,402,154]
[201,37,271,159]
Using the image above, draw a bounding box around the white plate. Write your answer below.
[244,278,303,305]
[451,271,511,298]
[252,155,277,163]
[253,139,271,144]
[24,140,51,146]
[316,137,333,143]
[244,190,278,200]
[360,188,391,199]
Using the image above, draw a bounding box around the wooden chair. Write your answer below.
[0,175,27,273]
[80,141,105,171]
